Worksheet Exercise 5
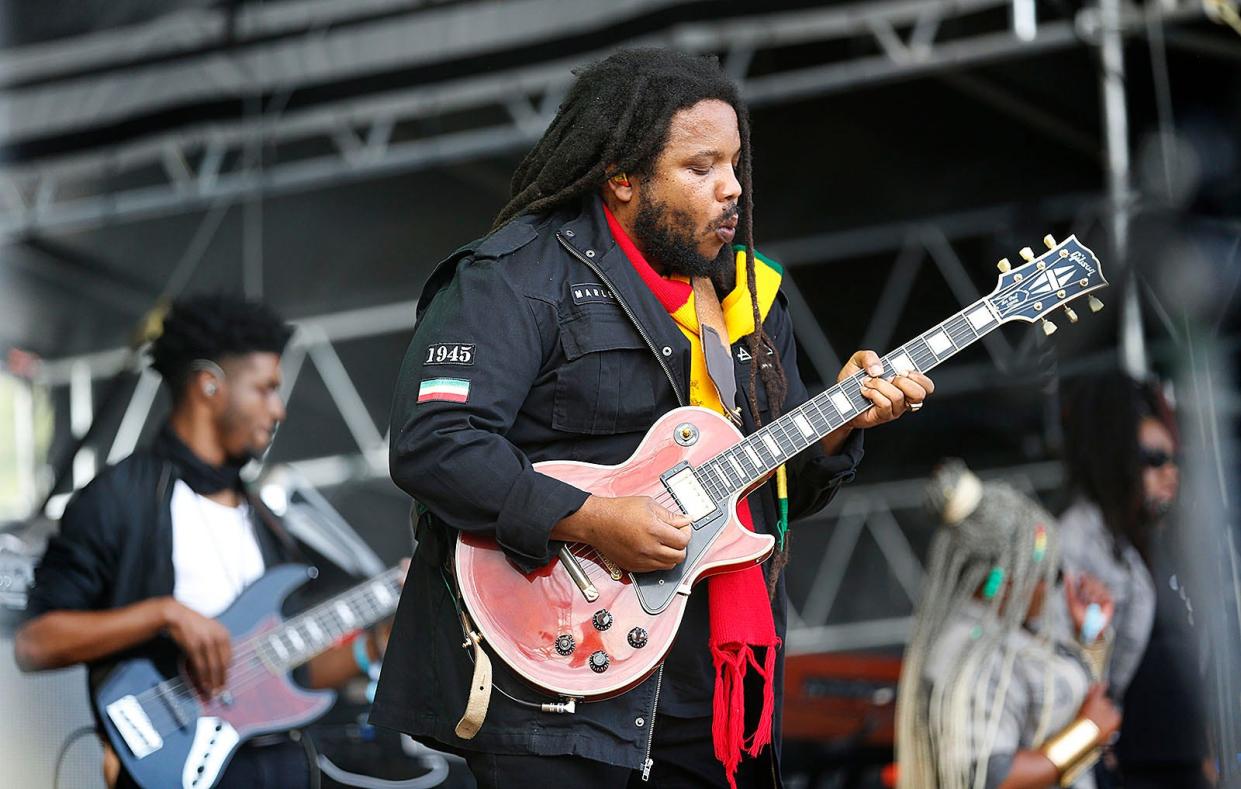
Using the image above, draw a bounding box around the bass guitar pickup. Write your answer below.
[105,695,163,759]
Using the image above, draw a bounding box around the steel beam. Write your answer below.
[0,1,1206,239]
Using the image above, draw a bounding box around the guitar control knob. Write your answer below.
[589,651,610,673]
[592,609,613,631]
[554,634,576,656]
[628,627,649,649]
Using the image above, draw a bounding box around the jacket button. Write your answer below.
[661,346,672,356]
[585,249,596,257]
[635,717,645,727]
[564,229,575,238]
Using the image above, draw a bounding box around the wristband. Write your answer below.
[352,634,372,675]
[1041,717,1101,778]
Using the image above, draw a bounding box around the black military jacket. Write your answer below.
[371,196,863,771]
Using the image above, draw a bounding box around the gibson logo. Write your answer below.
[1069,249,1096,276]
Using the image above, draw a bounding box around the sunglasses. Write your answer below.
[1139,447,1180,469]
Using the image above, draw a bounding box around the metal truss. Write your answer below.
[0,0,1207,239]
[38,299,418,516]
[785,460,1065,654]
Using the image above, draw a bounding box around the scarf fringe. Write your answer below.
[711,641,779,789]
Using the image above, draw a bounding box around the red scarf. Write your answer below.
[604,205,778,787]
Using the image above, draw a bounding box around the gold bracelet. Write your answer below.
[1041,718,1101,774]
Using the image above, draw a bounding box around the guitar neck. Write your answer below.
[696,298,1001,494]
[250,566,404,671]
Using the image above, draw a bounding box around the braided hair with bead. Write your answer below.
[896,460,1065,789]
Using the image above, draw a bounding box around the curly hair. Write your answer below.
[149,293,292,401]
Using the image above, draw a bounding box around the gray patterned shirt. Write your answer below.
[1056,500,1156,696]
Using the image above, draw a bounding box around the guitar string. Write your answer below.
[134,581,398,733]
[135,586,397,738]
[129,572,403,735]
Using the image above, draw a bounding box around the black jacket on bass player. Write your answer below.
[371,196,862,771]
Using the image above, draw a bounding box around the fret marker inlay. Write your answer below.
[793,414,814,437]
[830,392,852,415]
[371,582,393,605]
[762,435,779,456]
[927,331,953,354]
[967,305,996,330]
[889,352,916,375]
[334,601,356,627]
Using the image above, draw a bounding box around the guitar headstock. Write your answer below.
[986,234,1108,334]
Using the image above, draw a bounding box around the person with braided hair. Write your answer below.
[373,48,933,787]
[897,461,1121,789]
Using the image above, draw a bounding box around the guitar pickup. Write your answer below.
[660,463,717,526]
[105,695,163,759]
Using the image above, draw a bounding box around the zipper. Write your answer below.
[556,233,686,406]
[556,233,673,781]
[640,665,664,781]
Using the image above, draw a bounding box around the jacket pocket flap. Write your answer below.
[559,313,647,361]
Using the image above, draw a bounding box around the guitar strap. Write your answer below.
[246,487,309,565]
[691,276,742,424]
[441,525,493,739]
[453,608,494,740]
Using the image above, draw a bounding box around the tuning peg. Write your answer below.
[1044,234,1057,250]
[1088,295,1104,313]
[1042,318,1058,336]
[1064,305,1078,323]
[1020,247,1035,262]
[997,257,1012,273]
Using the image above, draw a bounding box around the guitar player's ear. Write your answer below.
[604,167,634,204]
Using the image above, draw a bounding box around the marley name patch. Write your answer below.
[423,342,475,366]
[570,282,615,305]
[418,377,470,403]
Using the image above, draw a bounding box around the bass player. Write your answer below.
[16,294,394,788]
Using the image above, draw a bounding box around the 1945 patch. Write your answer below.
[423,343,475,366]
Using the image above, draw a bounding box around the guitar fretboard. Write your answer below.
[693,298,1001,498]
[250,566,405,671]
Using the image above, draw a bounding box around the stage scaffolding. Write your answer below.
[8,0,1235,655]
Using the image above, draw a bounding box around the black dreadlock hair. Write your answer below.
[493,48,792,591]
[1060,371,1178,563]
[150,293,293,403]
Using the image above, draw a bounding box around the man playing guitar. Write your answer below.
[374,48,934,788]
[16,295,391,788]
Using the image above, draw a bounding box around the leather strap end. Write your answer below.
[454,631,493,740]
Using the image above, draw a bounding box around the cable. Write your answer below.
[316,751,449,789]
[53,726,98,789]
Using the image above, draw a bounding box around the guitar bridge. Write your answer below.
[105,695,163,759]
[598,553,623,581]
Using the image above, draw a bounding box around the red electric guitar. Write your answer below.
[456,235,1108,699]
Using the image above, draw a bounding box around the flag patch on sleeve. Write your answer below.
[417,377,470,403]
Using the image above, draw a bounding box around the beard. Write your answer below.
[633,193,737,278]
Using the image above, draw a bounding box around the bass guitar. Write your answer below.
[456,234,1108,699]
[95,564,405,789]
